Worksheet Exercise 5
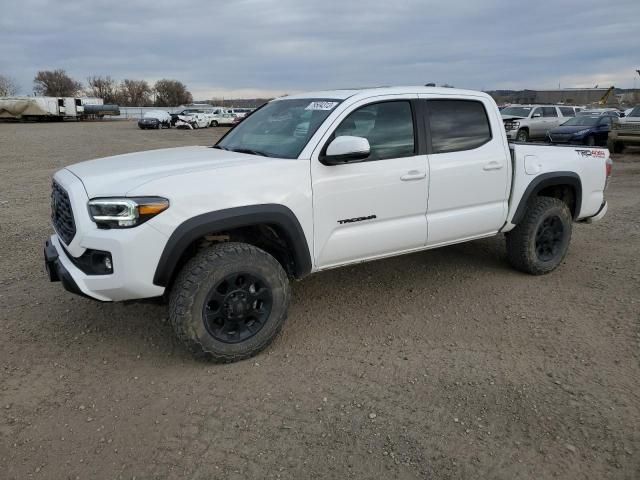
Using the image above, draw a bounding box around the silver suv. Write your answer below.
[501,105,576,142]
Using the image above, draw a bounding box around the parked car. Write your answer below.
[228,108,254,118]
[174,112,210,129]
[546,115,614,146]
[577,108,622,118]
[138,110,171,129]
[170,109,208,126]
[209,108,237,127]
[501,105,572,142]
[608,106,640,153]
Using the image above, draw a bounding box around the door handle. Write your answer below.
[483,161,503,171]
[400,170,426,181]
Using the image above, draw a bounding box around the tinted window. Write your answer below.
[532,107,542,117]
[542,107,558,117]
[334,101,415,160]
[428,100,492,154]
[559,107,575,117]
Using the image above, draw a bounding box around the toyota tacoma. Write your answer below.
[45,87,611,362]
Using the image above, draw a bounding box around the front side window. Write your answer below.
[542,107,558,117]
[428,100,492,154]
[332,101,415,160]
[216,98,341,158]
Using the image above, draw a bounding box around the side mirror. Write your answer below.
[532,113,541,118]
[323,136,370,165]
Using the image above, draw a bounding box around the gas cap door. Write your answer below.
[524,154,543,175]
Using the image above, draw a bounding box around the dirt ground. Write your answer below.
[1,120,638,479]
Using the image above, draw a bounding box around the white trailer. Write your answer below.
[0,96,105,121]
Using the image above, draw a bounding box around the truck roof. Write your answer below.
[279,86,491,101]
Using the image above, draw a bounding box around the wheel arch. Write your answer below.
[153,204,312,287]
[511,172,582,225]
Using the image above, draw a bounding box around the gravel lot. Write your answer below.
[1,120,639,479]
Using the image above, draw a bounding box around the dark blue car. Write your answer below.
[546,115,614,146]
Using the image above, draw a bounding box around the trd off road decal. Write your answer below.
[575,149,606,158]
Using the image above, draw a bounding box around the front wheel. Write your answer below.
[506,197,572,275]
[210,120,219,127]
[169,242,291,362]
[516,129,529,142]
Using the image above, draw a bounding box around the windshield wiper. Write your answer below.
[227,148,271,157]
[212,145,227,150]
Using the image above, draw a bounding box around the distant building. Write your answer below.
[488,87,616,106]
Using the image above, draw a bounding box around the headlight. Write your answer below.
[574,129,591,136]
[87,197,169,228]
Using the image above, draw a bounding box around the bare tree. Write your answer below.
[33,69,82,96]
[118,79,152,106]
[0,74,19,96]
[87,76,118,103]
[153,79,193,107]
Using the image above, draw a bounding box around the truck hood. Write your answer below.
[66,146,271,197]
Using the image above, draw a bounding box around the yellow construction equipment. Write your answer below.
[598,86,615,106]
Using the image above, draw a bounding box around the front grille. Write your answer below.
[51,182,76,244]
[503,121,519,131]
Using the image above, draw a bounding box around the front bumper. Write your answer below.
[44,239,93,300]
[44,169,168,302]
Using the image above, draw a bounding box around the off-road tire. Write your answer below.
[169,242,290,362]
[516,129,529,142]
[506,197,572,275]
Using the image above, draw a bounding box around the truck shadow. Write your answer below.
[41,235,512,362]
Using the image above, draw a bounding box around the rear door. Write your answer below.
[420,97,510,245]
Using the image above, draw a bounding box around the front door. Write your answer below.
[311,98,428,268]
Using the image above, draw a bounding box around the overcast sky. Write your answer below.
[2,0,639,99]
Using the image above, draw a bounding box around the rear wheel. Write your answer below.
[506,197,572,275]
[169,242,290,362]
[516,129,529,142]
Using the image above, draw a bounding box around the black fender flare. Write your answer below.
[510,172,582,225]
[153,204,312,287]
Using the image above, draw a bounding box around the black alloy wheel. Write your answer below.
[202,272,273,344]
[534,215,564,262]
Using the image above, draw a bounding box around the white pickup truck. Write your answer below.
[44,87,611,362]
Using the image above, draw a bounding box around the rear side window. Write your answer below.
[427,100,492,154]
[559,107,575,117]
[334,101,415,160]
[542,107,558,117]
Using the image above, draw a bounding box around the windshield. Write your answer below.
[216,98,341,158]
[501,107,532,117]
[629,106,640,118]
[562,116,600,126]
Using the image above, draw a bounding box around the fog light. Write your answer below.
[104,256,113,272]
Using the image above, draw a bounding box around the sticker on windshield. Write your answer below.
[305,101,338,111]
